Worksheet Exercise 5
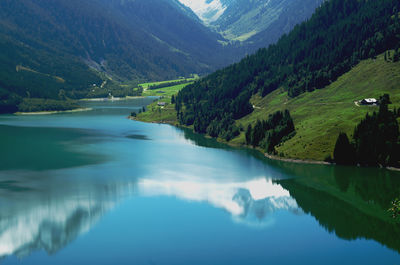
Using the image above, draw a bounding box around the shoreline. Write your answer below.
[264,153,331,165]
[129,115,400,171]
[129,115,333,166]
[15,108,92,115]
[80,96,145,102]
[387,167,400,172]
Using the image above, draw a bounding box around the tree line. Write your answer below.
[333,94,400,167]
[245,110,296,153]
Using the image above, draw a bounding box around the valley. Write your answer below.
[1,0,400,263]
[3,0,399,165]
[0,0,326,114]
[178,0,325,50]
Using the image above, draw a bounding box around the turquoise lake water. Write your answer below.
[0,98,399,264]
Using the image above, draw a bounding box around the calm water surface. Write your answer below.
[0,98,399,264]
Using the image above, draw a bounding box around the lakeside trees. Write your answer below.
[333,133,356,165]
[245,110,295,153]
[334,94,400,167]
[17,98,80,112]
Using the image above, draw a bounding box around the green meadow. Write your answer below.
[234,52,400,160]
[135,79,195,123]
[136,77,198,122]
[142,83,193,97]
[135,100,178,124]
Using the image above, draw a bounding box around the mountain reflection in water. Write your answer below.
[0,170,135,259]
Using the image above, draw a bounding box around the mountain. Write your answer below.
[140,0,400,160]
[212,0,324,41]
[178,0,325,51]
[1,0,231,80]
[0,0,235,112]
[178,0,227,24]
[242,0,325,50]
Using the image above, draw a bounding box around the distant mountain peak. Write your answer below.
[178,0,227,24]
[178,0,324,46]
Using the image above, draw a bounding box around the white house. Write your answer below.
[360,98,378,105]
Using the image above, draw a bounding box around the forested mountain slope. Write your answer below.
[175,0,400,143]
[0,0,233,112]
[244,0,325,51]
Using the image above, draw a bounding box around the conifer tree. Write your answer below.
[245,124,252,145]
[333,132,355,165]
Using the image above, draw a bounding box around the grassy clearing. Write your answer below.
[142,83,192,97]
[136,78,196,122]
[134,100,178,124]
[237,52,400,160]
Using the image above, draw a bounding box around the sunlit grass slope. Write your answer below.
[236,52,400,160]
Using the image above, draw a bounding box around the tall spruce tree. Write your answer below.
[333,132,355,165]
[245,124,252,145]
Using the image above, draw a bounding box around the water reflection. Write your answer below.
[1,99,399,263]
[126,134,151,140]
[277,164,400,253]
[0,171,135,259]
[0,125,105,171]
[0,171,297,259]
[138,177,299,222]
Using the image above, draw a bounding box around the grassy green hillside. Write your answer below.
[141,77,197,97]
[136,53,400,162]
[136,101,178,124]
[234,52,400,160]
[142,83,191,97]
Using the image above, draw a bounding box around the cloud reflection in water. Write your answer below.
[138,177,300,223]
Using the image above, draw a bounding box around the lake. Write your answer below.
[0,98,399,265]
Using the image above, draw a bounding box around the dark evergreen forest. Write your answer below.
[245,110,295,153]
